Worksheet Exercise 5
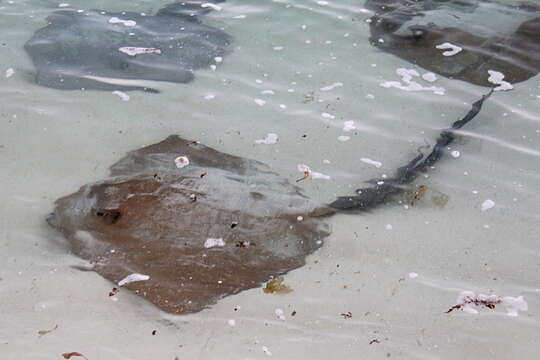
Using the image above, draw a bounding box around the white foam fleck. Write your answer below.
[381,68,445,95]
[338,135,350,142]
[174,156,190,168]
[408,272,418,279]
[204,238,225,248]
[254,133,279,145]
[436,42,462,56]
[232,14,246,19]
[227,319,236,327]
[297,164,331,180]
[58,3,70,7]
[118,47,160,56]
[361,158,382,168]
[422,72,437,82]
[481,199,495,212]
[201,3,222,11]
[254,98,266,106]
[487,70,513,91]
[316,0,329,5]
[273,46,284,51]
[385,224,393,230]
[275,308,286,320]
[451,150,460,158]
[262,346,272,356]
[279,104,287,109]
[109,17,136,27]
[343,120,356,132]
[214,56,223,63]
[320,82,343,91]
[5,68,14,78]
[204,94,215,100]
[297,216,303,221]
[321,112,335,119]
[112,90,130,101]
[118,273,150,286]
[261,90,275,95]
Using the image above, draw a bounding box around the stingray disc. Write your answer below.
[366,0,540,86]
[49,136,330,314]
[24,1,231,91]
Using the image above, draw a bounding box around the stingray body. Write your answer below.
[24,1,230,92]
[366,0,540,86]
[48,93,491,314]
[48,136,331,314]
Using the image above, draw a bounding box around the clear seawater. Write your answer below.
[1,0,539,359]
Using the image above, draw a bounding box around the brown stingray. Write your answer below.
[47,92,492,314]
[48,136,332,314]
[366,0,540,86]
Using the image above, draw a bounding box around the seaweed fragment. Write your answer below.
[263,277,293,294]
[446,295,502,313]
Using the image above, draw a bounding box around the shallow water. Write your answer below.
[1,0,540,359]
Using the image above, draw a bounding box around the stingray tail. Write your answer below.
[329,89,494,211]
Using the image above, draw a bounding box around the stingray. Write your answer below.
[365,0,540,86]
[24,1,230,92]
[48,92,492,314]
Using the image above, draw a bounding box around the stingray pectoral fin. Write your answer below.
[33,68,159,92]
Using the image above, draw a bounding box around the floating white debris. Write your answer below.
[360,158,382,168]
[118,273,150,286]
[5,68,14,78]
[204,238,225,248]
[201,2,222,11]
[297,216,303,221]
[254,98,266,106]
[481,199,495,212]
[316,0,329,5]
[451,150,460,158]
[204,94,215,100]
[322,159,331,164]
[118,47,161,56]
[232,14,246,19]
[227,319,236,327]
[112,90,130,101]
[320,82,343,91]
[503,296,528,317]
[321,112,335,119]
[408,272,418,279]
[275,308,286,320]
[58,3,69,7]
[422,72,437,82]
[214,56,223,63]
[337,135,350,142]
[365,94,375,99]
[381,68,445,95]
[279,104,287,109]
[343,120,356,132]
[487,70,513,91]
[436,42,462,56]
[254,133,278,145]
[109,17,136,27]
[261,90,275,95]
[174,155,190,168]
[262,346,272,356]
[210,64,217,71]
[273,46,284,51]
[385,224,393,230]
[297,164,331,180]
[454,291,528,316]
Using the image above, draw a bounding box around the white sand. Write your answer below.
[0,0,539,358]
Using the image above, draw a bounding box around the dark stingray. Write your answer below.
[365,0,540,86]
[48,92,491,314]
[24,1,230,92]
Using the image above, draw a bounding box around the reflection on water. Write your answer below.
[0,0,539,359]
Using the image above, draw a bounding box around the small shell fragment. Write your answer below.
[174,156,190,168]
[118,273,150,286]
